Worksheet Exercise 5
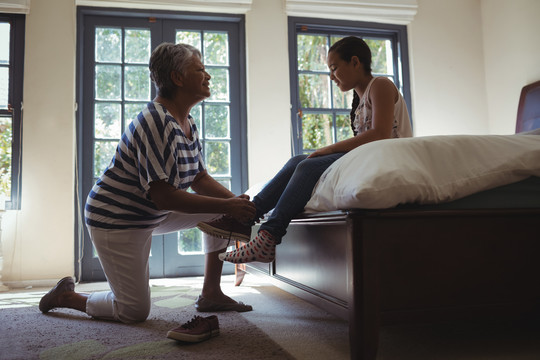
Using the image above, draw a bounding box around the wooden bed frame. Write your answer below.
[244,80,540,360]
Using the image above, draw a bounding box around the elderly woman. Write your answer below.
[39,43,255,323]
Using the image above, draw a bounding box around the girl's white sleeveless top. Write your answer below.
[353,77,412,138]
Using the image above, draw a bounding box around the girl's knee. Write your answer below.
[286,154,308,168]
[295,156,319,173]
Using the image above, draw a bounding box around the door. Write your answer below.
[77,8,246,281]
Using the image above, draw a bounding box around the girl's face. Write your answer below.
[180,56,211,100]
[327,51,360,92]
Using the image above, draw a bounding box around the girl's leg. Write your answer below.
[194,155,308,241]
[260,152,345,240]
[220,153,345,263]
[251,154,308,221]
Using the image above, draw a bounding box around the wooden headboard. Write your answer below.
[516,80,540,133]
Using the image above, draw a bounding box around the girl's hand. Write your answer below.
[307,146,332,158]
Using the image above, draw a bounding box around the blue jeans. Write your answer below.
[252,152,345,243]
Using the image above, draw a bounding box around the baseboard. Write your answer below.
[2,278,64,290]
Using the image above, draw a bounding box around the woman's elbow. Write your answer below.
[148,181,174,210]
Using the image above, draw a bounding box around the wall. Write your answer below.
[481,0,540,134]
[245,0,292,186]
[408,0,489,136]
[1,0,77,286]
[1,0,539,285]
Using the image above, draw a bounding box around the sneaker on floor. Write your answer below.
[167,315,220,343]
[197,215,252,242]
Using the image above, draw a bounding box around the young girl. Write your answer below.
[198,36,412,263]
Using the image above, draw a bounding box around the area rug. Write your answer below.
[0,283,294,360]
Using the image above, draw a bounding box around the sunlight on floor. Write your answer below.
[0,291,43,309]
[0,274,264,310]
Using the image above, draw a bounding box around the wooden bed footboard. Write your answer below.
[248,208,540,360]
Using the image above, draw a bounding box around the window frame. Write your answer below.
[287,16,412,155]
[0,13,24,210]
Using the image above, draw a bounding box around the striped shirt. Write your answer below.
[85,101,205,229]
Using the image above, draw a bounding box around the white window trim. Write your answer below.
[75,0,252,14]
[285,0,418,25]
[0,0,30,14]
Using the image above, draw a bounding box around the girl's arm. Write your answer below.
[308,77,398,158]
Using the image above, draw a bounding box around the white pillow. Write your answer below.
[304,134,540,212]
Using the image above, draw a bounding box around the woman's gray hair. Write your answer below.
[149,42,202,99]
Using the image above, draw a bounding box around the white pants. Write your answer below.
[86,212,227,323]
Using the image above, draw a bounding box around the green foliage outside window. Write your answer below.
[0,117,11,198]
[296,34,393,153]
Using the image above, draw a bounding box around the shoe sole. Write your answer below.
[167,329,220,342]
[197,222,251,242]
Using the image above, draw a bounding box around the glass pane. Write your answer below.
[204,105,229,138]
[96,28,121,63]
[125,29,150,63]
[176,31,201,49]
[365,39,393,75]
[297,34,328,71]
[177,229,203,254]
[0,67,8,108]
[330,35,345,46]
[95,102,121,139]
[336,114,354,141]
[95,65,121,100]
[0,22,9,64]
[94,141,117,177]
[124,103,145,130]
[124,65,150,101]
[0,116,12,200]
[205,141,230,176]
[204,32,228,65]
[190,104,202,133]
[215,179,230,190]
[333,84,354,109]
[207,68,229,101]
[299,73,330,108]
[302,113,333,150]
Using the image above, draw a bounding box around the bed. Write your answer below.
[244,80,540,360]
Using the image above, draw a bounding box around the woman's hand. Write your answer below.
[225,196,256,224]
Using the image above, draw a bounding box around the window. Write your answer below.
[288,17,411,155]
[77,8,246,280]
[0,14,24,210]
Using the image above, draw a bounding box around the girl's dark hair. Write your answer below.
[329,36,372,135]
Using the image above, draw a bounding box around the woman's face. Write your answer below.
[327,51,358,92]
[181,55,211,100]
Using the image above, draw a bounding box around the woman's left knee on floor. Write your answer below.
[117,302,151,323]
